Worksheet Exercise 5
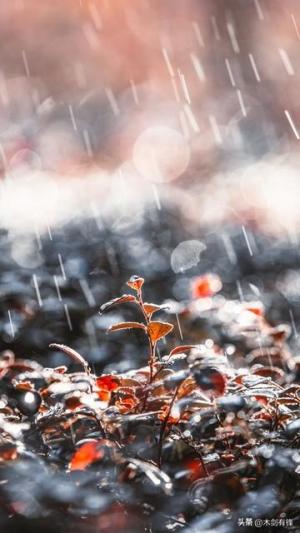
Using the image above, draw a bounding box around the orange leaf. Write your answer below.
[147,321,174,342]
[14,381,34,391]
[107,322,146,333]
[126,275,144,291]
[69,440,105,471]
[99,294,137,314]
[143,303,162,317]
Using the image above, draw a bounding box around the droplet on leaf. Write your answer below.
[13,388,41,416]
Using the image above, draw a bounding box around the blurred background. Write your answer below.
[1,0,300,371]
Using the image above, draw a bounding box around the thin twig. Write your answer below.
[157,383,180,468]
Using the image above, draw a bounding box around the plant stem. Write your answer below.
[137,288,156,383]
[157,383,180,468]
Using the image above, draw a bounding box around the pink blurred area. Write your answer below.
[1,0,300,233]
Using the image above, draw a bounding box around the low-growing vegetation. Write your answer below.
[0,274,299,531]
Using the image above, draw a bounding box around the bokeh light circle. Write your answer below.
[170,240,206,273]
[133,126,190,183]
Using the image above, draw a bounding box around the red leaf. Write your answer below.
[99,294,137,314]
[96,375,119,401]
[116,395,139,413]
[185,458,206,481]
[253,411,273,420]
[194,367,227,396]
[244,302,264,317]
[65,395,82,410]
[126,275,144,291]
[191,273,222,299]
[69,440,105,471]
[253,395,269,405]
[107,322,146,333]
[96,375,119,391]
[253,366,284,381]
[0,443,18,462]
[97,390,111,402]
[147,321,174,342]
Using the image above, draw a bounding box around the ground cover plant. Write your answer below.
[0,272,300,532]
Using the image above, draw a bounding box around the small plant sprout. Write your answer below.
[100,275,174,382]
